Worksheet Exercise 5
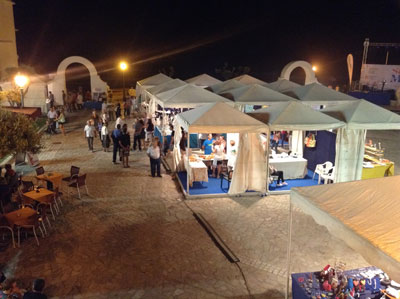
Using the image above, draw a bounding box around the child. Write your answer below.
[147,138,161,177]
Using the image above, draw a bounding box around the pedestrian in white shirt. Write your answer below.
[84,120,95,152]
[115,116,123,129]
[101,122,110,152]
[147,138,161,177]
[47,107,58,134]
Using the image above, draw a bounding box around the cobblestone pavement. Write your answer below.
[0,111,371,298]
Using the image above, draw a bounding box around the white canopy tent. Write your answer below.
[319,99,400,183]
[185,74,221,88]
[154,84,231,109]
[248,101,345,184]
[135,73,173,102]
[146,79,187,115]
[233,74,266,85]
[220,84,295,111]
[287,176,400,299]
[265,79,300,93]
[208,79,246,94]
[287,82,358,105]
[175,102,269,195]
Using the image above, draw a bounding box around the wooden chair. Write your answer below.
[68,174,88,199]
[17,214,45,247]
[62,166,80,183]
[35,167,45,176]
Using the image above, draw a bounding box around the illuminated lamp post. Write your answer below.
[119,61,128,101]
[14,73,29,108]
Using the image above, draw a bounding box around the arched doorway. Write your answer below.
[47,56,108,106]
[289,67,306,85]
[279,61,318,85]
[65,63,91,94]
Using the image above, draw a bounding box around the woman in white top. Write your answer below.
[101,122,110,152]
[212,140,225,177]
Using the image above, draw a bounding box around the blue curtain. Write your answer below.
[303,131,336,172]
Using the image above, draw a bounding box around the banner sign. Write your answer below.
[360,64,400,90]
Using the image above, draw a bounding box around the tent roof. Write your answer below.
[137,73,173,87]
[208,79,246,94]
[177,102,268,133]
[234,74,266,85]
[265,79,300,93]
[221,84,295,104]
[146,79,187,96]
[155,84,231,109]
[321,99,400,130]
[289,82,358,102]
[248,101,344,130]
[185,74,221,87]
[291,176,400,280]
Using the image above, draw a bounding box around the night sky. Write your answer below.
[13,0,400,88]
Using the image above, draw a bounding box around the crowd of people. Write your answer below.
[0,272,47,299]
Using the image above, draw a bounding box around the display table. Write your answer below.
[184,160,208,187]
[269,156,308,179]
[292,266,385,299]
[362,155,395,180]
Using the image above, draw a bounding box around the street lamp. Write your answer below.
[119,61,128,101]
[312,65,318,72]
[14,73,29,108]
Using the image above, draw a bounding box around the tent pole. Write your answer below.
[266,129,270,194]
[187,129,190,195]
[285,198,293,299]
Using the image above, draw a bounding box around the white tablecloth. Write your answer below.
[185,160,209,186]
[269,156,308,179]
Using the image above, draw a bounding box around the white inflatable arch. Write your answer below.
[48,56,108,105]
[279,61,318,85]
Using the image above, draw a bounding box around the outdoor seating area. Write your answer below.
[0,165,87,249]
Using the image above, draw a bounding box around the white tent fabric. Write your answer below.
[233,74,266,85]
[289,176,400,281]
[229,132,267,194]
[154,84,231,109]
[176,102,268,133]
[146,79,187,96]
[264,79,300,93]
[208,79,246,94]
[135,73,173,100]
[172,118,184,172]
[290,130,304,157]
[220,84,295,105]
[248,101,345,131]
[288,82,358,103]
[176,102,268,195]
[185,74,221,88]
[321,99,400,130]
[334,128,366,182]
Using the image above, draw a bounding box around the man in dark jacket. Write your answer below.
[111,124,122,164]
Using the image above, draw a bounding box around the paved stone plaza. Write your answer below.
[2,111,396,298]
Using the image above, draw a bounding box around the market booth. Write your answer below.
[265,79,300,93]
[152,84,232,146]
[220,83,295,112]
[233,74,267,85]
[173,102,269,197]
[248,101,344,192]
[135,73,173,104]
[287,176,400,298]
[185,73,221,88]
[207,79,245,94]
[320,99,400,182]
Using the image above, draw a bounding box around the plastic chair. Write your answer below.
[313,161,333,184]
[320,166,335,184]
[62,166,80,183]
[220,160,233,190]
[17,214,45,247]
[68,174,88,199]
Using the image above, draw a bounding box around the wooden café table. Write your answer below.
[36,172,63,189]
[23,188,54,205]
[4,207,37,228]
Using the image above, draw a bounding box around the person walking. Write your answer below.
[147,138,161,177]
[119,124,131,168]
[101,122,110,152]
[133,118,144,151]
[111,124,122,164]
[146,118,154,144]
[47,107,57,134]
[115,103,121,119]
[84,120,95,152]
[48,91,55,108]
[56,108,66,136]
[77,92,84,110]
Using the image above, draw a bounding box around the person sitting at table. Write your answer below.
[202,134,215,155]
[23,278,47,299]
[269,164,288,187]
[212,140,225,178]
[4,164,18,192]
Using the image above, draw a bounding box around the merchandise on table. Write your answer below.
[292,265,400,299]
[362,141,395,180]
